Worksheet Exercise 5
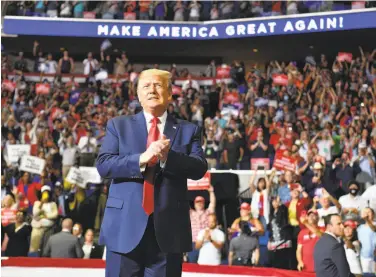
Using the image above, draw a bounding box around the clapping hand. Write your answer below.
[204,228,211,241]
[140,135,170,165]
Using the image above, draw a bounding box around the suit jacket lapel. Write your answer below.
[163,114,179,147]
[132,112,148,153]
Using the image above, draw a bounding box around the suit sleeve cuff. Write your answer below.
[160,159,167,169]
[139,159,146,173]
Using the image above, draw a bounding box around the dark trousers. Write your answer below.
[105,215,183,277]
[268,248,293,269]
[291,225,300,270]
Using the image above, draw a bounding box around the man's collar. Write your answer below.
[143,110,167,124]
[325,231,341,243]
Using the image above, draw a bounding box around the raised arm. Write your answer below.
[207,185,216,213]
[248,170,257,193]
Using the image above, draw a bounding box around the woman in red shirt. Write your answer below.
[16,172,42,212]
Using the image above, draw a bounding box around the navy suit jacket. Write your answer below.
[96,112,207,254]
[313,233,354,277]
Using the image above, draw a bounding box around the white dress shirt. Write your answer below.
[143,111,167,136]
[339,194,367,212]
[139,111,168,172]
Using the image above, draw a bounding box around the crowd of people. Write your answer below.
[1,38,376,275]
[4,1,376,21]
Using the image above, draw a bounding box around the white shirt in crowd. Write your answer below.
[78,136,97,153]
[83,58,99,75]
[189,3,200,18]
[45,60,58,74]
[60,1,72,16]
[182,79,200,92]
[344,241,362,275]
[317,139,333,162]
[317,206,339,227]
[196,228,225,266]
[82,243,93,259]
[339,194,367,212]
[59,144,78,166]
[362,185,376,214]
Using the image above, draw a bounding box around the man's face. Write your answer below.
[15,211,24,223]
[321,196,330,208]
[208,215,217,229]
[194,201,204,211]
[285,171,293,183]
[137,74,171,114]
[240,208,250,218]
[341,153,349,162]
[329,215,344,237]
[308,212,318,225]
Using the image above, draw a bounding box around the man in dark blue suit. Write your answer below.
[314,214,354,277]
[96,69,207,277]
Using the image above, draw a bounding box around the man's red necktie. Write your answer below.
[142,117,160,215]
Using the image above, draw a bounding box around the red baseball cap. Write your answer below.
[307,209,318,216]
[240,202,251,211]
[344,220,358,229]
[194,196,205,203]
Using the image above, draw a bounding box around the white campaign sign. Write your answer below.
[6,144,31,163]
[66,167,86,189]
[19,155,45,175]
[66,167,102,188]
[79,167,102,184]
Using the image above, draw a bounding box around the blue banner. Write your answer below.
[4,9,376,40]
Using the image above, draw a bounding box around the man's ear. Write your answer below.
[167,90,172,101]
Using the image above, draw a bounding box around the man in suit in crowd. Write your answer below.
[43,218,84,258]
[314,214,354,277]
[96,69,207,277]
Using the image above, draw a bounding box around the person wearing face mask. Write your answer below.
[339,181,367,218]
